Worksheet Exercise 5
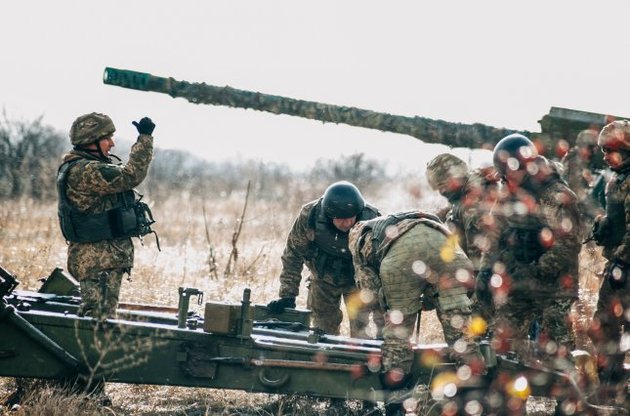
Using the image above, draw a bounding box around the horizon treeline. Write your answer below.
[0,117,391,202]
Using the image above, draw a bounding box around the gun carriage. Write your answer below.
[1,266,624,415]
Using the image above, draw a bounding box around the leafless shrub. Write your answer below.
[308,152,388,192]
[0,114,66,200]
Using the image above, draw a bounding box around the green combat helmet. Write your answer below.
[426,153,468,197]
[69,112,116,146]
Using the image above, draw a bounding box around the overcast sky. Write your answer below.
[2,1,629,171]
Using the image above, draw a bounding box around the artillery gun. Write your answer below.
[102,67,629,156]
[1,265,626,415]
[2,70,627,414]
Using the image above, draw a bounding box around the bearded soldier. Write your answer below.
[57,113,156,320]
[348,211,479,389]
[588,120,630,407]
[267,181,384,338]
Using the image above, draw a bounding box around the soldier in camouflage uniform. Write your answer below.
[267,181,384,338]
[349,210,478,383]
[588,120,630,406]
[426,153,500,339]
[57,113,155,320]
[426,153,500,275]
[477,134,581,365]
[561,128,607,239]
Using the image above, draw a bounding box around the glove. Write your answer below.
[266,297,296,314]
[132,117,156,135]
[421,291,437,311]
[606,260,628,290]
[474,269,493,309]
[591,216,609,245]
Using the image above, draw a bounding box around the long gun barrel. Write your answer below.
[103,67,530,149]
[103,67,630,153]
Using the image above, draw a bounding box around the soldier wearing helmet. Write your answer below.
[349,210,483,413]
[267,181,384,338]
[476,134,581,388]
[426,153,500,274]
[561,128,607,238]
[58,112,156,320]
[587,120,630,406]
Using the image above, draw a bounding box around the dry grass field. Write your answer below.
[0,177,607,416]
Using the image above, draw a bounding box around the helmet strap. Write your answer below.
[73,138,109,161]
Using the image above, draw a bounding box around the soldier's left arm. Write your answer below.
[612,177,630,263]
[348,226,382,295]
[537,188,582,278]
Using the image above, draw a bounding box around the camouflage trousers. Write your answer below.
[492,295,576,363]
[381,312,418,373]
[77,269,125,320]
[589,269,629,387]
[307,278,384,338]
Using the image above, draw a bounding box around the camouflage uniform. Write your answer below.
[427,154,500,331]
[588,120,630,403]
[278,199,383,337]
[482,156,581,360]
[60,117,153,319]
[349,211,475,373]
[561,129,607,239]
[426,154,500,272]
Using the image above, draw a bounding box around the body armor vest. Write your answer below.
[499,203,545,264]
[362,210,446,269]
[57,158,156,244]
[602,173,627,247]
[309,200,379,281]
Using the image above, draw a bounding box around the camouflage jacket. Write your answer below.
[483,157,581,299]
[349,213,473,315]
[445,168,499,271]
[602,170,630,263]
[62,135,153,279]
[561,146,605,232]
[278,199,379,298]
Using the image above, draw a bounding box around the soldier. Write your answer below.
[561,128,607,238]
[267,181,384,338]
[426,153,500,275]
[348,210,479,387]
[588,120,630,406]
[477,133,581,363]
[57,113,156,320]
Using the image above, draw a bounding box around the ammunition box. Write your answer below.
[38,268,80,296]
[253,305,311,327]
[203,302,245,334]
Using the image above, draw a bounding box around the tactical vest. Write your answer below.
[361,210,447,269]
[309,199,379,281]
[446,204,467,253]
[57,158,157,244]
[601,173,627,247]
[499,210,545,264]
